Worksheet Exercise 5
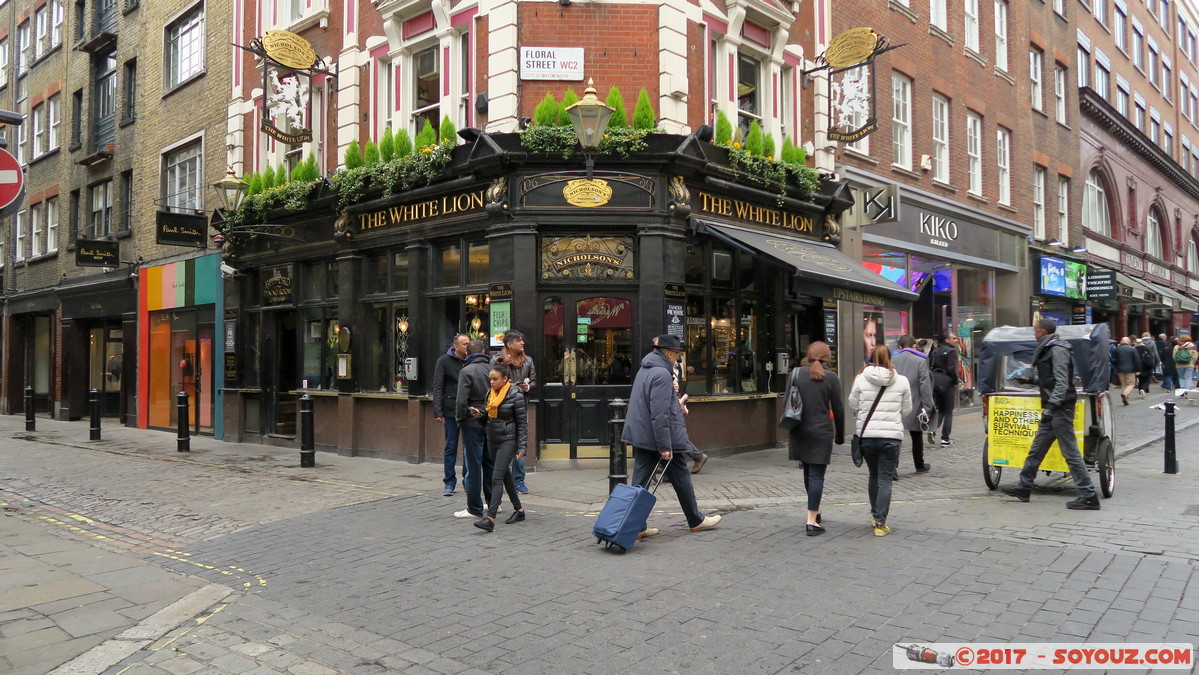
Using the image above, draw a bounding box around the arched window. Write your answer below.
[1082,170,1111,236]
[1146,209,1164,259]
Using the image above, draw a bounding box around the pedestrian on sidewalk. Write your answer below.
[1001,318,1100,510]
[1113,337,1140,405]
[432,334,470,496]
[892,335,935,474]
[1175,336,1197,389]
[1135,333,1160,398]
[453,340,495,519]
[653,335,708,474]
[496,329,536,495]
[784,341,844,536]
[474,363,527,532]
[621,334,722,538]
[929,334,961,446]
[848,345,912,537]
[1157,334,1179,391]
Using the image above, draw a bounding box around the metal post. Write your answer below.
[299,394,315,468]
[176,391,190,452]
[1164,400,1178,474]
[88,389,101,441]
[24,386,34,431]
[607,398,628,495]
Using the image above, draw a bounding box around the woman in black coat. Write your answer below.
[785,341,845,536]
[473,364,527,532]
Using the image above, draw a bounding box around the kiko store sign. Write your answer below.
[866,206,1002,261]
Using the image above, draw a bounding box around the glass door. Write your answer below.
[88,324,123,416]
[540,294,636,460]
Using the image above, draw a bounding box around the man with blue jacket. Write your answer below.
[622,334,722,537]
[1001,319,1100,510]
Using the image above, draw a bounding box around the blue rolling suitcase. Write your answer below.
[593,460,666,553]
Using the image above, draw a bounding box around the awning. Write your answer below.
[693,219,918,309]
[1116,273,1158,301]
[1142,278,1199,312]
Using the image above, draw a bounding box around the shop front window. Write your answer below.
[300,310,338,389]
[574,297,633,386]
[436,242,462,287]
[955,267,994,403]
[683,240,765,395]
[543,297,564,384]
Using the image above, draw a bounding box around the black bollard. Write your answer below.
[24,386,34,431]
[299,394,315,468]
[176,391,190,452]
[607,398,628,495]
[1164,400,1178,474]
[89,389,101,441]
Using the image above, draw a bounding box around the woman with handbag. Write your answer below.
[848,345,912,537]
[782,342,845,536]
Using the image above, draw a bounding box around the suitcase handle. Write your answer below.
[648,457,670,495]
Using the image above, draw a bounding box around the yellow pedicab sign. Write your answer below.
[987,395,1084,473]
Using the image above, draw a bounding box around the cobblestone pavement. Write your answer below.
[1,388,1197,673]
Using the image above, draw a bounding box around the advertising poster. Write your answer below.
[862,310,884,360]
[986,395,1084,473]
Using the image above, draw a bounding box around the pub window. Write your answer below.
[466,241,489,285]
[684,240,704,285]
[736,52,762,138]
[543,296,564,384]
[684,294,707,395]
[366,252,389,294]
[712,249,733,286]
[301,261,338,300]
[393,250,409,293]
[326,261,339,298]
[412,43,440,134]
[362,302,410,393]
[239,312,261,389]
[300,308,338,390]
[436,242,462,287]
[682,240,766,395]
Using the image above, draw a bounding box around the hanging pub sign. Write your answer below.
[75,239,120,267]
[805,28,903,143]
[237,31,337,146]
[155,210,207,247]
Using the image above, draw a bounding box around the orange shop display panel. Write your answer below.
[138,256,222,432]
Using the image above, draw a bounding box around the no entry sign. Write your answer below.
[0,148,24,214]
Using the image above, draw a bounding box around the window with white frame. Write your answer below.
[32,104,45,157]
[931,0,948,31]
[1148,43,1160,88]
[14,121,26,164]
[1030,49,1043,110]
[1083,170,1109,236]
[1077,46,1090,88]
[412,43,441,134]
[1191,87,1199,122]
[0,40,7,88]
[1158,0,1169,29]
[932,94,949,181]
[996,128,1011,204]
[892,73,912,169]
[1150,112,1161,144]
[1146,209,1163,258]
[164,141,202,212]
[286,0,308,24]
[1163,60,1172,99]
[1033,166,1047,239]
[30,202,43,257]
[90,181,112,236]
[458,31,471,130]
[1165,127,1173,155]
[967,112,983,194]
[166,5,204,88]
[1135,102,1145,130]
[51,0,63,48]
[16,22,29,75]
[1095,62,1110,99]
[736,52,764,138]
[45,196,58,253]
[1184,137,1192,173]
[1117,79,1130,116]
[34,6,48,59]
[1133,23,1144,70]
[15,210,26,260]
[1115,5,1127,50]
[1189,237,1198,271]
[48,95,60,150]
[1058,177,1070,242]
[1094,0,1107,25]
[1055,65,1068,122]
[995,0,1008,70]
[965,0,980,51]
[1054,0,1065,16]
[1182,75,1191,118]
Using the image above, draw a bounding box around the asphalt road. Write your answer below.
[1,389,1197,674]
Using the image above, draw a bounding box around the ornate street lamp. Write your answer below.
[566,78,615,178]
[212,166,249,213]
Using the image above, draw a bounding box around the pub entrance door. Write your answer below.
[539,294,636,461]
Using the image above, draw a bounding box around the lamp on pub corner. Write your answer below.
[565,78,615,178]
[213,165,249,214]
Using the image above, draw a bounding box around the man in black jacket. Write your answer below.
[453,340,494,519]
[432,334,469,496]
[1001,319,1100,510]
[928,335,961,446]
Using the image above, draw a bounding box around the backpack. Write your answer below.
[1138,345,1155,370]
[1176,346,1193,365]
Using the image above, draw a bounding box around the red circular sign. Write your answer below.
[0,148,24,211]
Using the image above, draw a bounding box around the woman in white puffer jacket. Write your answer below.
[848,345,912,537]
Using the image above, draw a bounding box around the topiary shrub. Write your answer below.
[396,129,413,158]
[533,93,559,126]
[363,140,381,166]
[262,165,278,189]
[414,119,437,149]
[605,87,628,129]
[632,89,656,130]
[558,89,579,126]
[440,115,457,143]
[380,127,396,162]
[344,140,363,169]
[714,110,733,145]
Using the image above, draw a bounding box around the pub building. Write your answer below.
[846,170,1029,400]
[217,134,914,466]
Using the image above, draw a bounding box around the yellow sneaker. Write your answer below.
[873,523,891,537]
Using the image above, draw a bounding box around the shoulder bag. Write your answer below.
[851,385,888,468]
[777,367,805,432]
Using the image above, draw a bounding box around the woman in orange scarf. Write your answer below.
[474,364,528,532]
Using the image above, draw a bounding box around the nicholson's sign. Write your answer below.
[238,30,335,147]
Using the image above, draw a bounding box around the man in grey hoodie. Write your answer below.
[453,340,495,519]
[1001,319,1100,510]
[892,334,935,473]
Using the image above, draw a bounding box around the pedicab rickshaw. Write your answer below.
[977,323,1116,498]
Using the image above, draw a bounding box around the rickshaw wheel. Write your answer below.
[982,439,1002,490]
[1097,437,1116,498]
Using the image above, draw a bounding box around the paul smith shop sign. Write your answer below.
[356,189,486,232]
[696,192,818,235]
